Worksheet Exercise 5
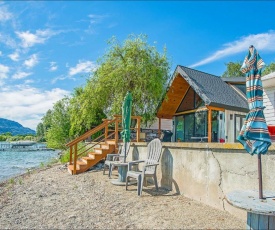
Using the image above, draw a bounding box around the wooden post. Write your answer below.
[208,108,212,142]
[69,146,72,165]
[115,117,119,151]
[136,116,141,142]
[158,118,162,138]
[73,144,77,175]
[104,120,108,140]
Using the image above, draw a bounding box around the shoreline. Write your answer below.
[0,151,60,184]
[0,162,246,229]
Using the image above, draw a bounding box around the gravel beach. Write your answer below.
[0,163,246,229]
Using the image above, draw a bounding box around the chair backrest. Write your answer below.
[118,142,131,161]
[145,138,162,172]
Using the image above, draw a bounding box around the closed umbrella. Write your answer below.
[121,91,132,162]
[237,45,271,199]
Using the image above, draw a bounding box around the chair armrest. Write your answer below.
[142,163,159,172]
[128,160,145,171]
[144,163,159,167]
[106,154,120,161]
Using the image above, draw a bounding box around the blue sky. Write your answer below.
[1,1,275,130]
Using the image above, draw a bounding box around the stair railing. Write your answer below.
[66,115,141,175]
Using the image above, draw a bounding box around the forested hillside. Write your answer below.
[0,118,35,135]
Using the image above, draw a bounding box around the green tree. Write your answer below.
[222,61,245,78]
[42,109,53,133]
[71,34,170,131]
[45,98,71,149]
[36,122,45,142]
[69,87,106,136]
[263,62,275,76]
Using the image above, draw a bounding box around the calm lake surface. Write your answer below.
[0,143,59,182]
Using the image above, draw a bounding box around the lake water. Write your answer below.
[0,144,60,183]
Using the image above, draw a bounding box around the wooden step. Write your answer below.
[82,156,95,164]
[100,143,111,149]
[68,139,117,175]
[106,140,116,145]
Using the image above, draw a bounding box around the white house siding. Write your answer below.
[263,89,275,125]
[225,110,247,143]
[262,72,275,126]
[263,87,275,125]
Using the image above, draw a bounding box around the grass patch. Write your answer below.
[60,142,91,164]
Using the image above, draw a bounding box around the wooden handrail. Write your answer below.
[66,115,141,175]
[66,118,116,147]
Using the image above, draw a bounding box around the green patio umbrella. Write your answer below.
[121,91,132,162]
[237,45,271,199]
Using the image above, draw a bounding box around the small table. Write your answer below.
[110,162,136,186]
[226,190,275,229]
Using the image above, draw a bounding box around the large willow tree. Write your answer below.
[70,34,170,135]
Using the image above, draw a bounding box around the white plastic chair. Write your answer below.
[125,138,162,196]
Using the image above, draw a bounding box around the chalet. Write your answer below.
[157,65,248,143]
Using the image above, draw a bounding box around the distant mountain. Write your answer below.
[0,118,36,135]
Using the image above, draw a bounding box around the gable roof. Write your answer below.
[157,65,248,119]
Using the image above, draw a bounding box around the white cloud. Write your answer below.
[68,60,97,76]
[0,86,70,129]
[0,51,2,56]
[85,14,109,34]
[0,33,17,49]
[8,51,20,61]
[16,29,58,48]
[0,5,13,22]
[190,31,275,68]
[49,61,58,72]
[24,54,38,69]
[0,64,9,79]
[88,14,108,24]
[12,71,32,79]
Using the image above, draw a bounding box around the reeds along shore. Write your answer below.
[0,162,245,229]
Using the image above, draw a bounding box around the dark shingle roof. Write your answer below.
[177,65,249,112]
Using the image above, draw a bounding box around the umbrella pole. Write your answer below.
[124,142,127,163]
[258,153,263,199]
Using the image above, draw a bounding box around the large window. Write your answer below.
[175,111,208,142]
[176,87,205,113]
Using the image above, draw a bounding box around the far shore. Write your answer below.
[0,162,245,229]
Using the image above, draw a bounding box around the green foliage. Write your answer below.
[263,62,275,76]
[59,142,87,163]
[36,122,45,141]
[37,34,171,149]
[45,98,71,149]
[222,61,275,78]
[69,87,106,136]
[60,149,70,163]
[72,34,170,129]
[222,61,245,78]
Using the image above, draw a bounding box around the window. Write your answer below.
[175,111,208,142]
[176,87,205,113]
[235,114,246,142]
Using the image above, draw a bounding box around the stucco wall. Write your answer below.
[127,142,275,220]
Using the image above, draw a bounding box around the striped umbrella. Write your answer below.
[237,45,271,199]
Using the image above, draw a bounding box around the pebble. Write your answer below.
[0,163,245,229]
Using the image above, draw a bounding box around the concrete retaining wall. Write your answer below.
[127,142,275,220]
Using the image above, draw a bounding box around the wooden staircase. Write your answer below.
[67,140,116,174]
[66,115,141,175]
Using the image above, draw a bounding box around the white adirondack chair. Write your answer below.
[103,142,130,178]
[125,138,162,196]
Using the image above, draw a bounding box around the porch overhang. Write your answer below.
[157,73,189,119]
